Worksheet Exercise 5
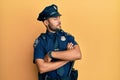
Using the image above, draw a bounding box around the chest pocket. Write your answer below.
[58,36,68,50]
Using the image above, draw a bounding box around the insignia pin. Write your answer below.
[61,36,66,41]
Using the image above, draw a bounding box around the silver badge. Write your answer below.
[53,6,57,10]
[61,36,66,41]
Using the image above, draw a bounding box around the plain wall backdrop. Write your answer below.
[0,0,120,80]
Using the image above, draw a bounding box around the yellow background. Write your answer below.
[0,0,120,80]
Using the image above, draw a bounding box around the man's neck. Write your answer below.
[48,29,56,33]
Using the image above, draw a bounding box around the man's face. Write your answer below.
[46,16,61,32]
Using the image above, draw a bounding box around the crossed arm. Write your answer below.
[51,45,82,61]
[35,43,82,74]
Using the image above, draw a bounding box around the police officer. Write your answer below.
[33,4,82,80]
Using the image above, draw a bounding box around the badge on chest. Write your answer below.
[61,36,66,41]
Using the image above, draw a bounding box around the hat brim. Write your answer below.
[48,12,62,18]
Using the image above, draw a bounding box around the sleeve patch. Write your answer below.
[33,39,39,48]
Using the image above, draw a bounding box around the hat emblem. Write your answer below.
[53,6,57,10]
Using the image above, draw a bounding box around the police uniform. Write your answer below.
[33,4,78,80]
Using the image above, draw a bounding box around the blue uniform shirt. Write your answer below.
[33,29,78,79]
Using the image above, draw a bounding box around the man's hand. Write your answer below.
[51,45,81,61]
[44,54,52,62]
[67,42,74,50]
[44,42,74,62]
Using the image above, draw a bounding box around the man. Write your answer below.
[33,4,82,80]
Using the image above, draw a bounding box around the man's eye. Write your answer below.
[54,18,57,20]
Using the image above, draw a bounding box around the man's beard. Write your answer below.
[48,23,61,32]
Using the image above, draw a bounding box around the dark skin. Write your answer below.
[35,16,82,74]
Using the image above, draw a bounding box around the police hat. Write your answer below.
[37,4,61,21]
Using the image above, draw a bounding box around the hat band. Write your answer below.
[49,11,57,16]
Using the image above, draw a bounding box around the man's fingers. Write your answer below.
[44,54,52,62]
[67,42,74,50]
[67,43,70,48]
[67,43,70,49]
[47,57,52,62]
[69,43,73,49]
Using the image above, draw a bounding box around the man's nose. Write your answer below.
[57,19,61,23]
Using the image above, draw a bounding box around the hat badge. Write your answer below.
[53,6,57,10]
[61,36,66,41]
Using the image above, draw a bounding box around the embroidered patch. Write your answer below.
[33,39,39,47]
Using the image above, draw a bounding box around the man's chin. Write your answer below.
[48,25,61,32]
[56,27,61,31]
[57,26,61,29]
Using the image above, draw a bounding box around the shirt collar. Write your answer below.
[46,29,64,37]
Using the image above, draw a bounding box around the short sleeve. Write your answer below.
[67,34,78,46]
[33,38,45,64]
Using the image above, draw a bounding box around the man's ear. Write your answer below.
[43,20,48,26]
